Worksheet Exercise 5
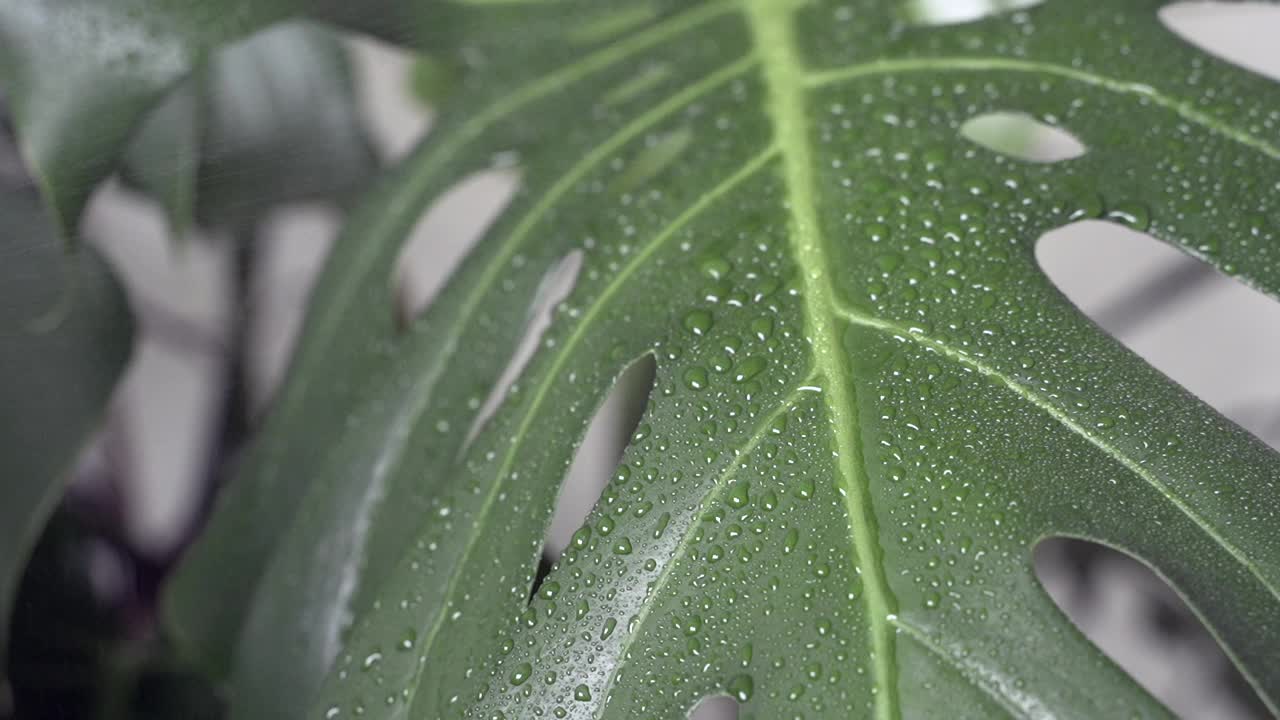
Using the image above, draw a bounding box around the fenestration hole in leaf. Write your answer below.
[903,0,1043,26]
[688,695,740,720]
[959,112,1085,163]
[393,168,521,328]
[1160,2,1280,82]
[542,354,656,565]
[461,250,584,451]
[1037,221,1280,447]
[1034,538,1269,718]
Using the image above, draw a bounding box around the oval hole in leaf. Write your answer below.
[1160,2,1280,82]
[960,112,1086,163]
[904,0,1044,27]
[249,206,341,414]
[689,695,740,720]
[461,250,584,451]
[542,354,656,566]
[1037,220,1280,446]
[1034,538,1269,718]
[394,168,521,328]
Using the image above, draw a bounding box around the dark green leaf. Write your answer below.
[124,81,203,237]
[0,0,418,237]
[168,1,1280,719]
[124,22,379,230]
[0,190,133,693]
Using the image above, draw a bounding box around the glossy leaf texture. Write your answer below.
[0,190,134,693]
[169,1,1280,719]
[0,0,416,237]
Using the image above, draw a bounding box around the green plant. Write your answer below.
[2,1,1279,718]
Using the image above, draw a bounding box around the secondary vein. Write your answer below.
[743,2,900,718]
[403,146,777,715]
[806,57,1280,161]
[594,377,815,718]
[833,304,1280,607]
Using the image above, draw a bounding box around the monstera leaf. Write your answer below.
[0,0,414,237]
[165,1,1280,718]
[0,190,134,696]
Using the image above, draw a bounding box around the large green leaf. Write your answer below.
[0,0,416,237]
[169,0,1280,718]
[0,190,133,696]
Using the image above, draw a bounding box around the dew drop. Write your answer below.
[727,673,755,702]
[684,366,709,391]
[683,310,713,336]
[733,357,767,383]
[510,663,533,686]
[749,316,774,341]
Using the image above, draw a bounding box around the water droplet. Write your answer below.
[574,684,593,702]
[733,357,767,384]
[727,673,755,702]
[683,310,713,336]
[701,257,731,279]
[510,663,533,686]
[782,527,799,554]
[1106,201,1151,231]
[398,629,417,652]
[875,253,903,274]
[684,366,709,391]
[750,316,774,341]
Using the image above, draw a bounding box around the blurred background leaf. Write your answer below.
[0,189,134,703]
[0,0,416,238]
[123,22,379,234]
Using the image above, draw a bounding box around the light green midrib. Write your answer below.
[744,3,901,720]
[398,146,776,717]
[833,304,1280,607]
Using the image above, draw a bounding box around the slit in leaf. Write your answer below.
[461,250,585,452]
[393,168,520,328]
[688,694,740,720]
[1034,538,1269,719]
[1160,2,1280,82]
[904,0,1043,27]
[1037,220,1280,447]
[960,112,1085,163]
[541,354,656,568]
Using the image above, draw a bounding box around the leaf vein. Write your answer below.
[806,57,1280,160]
[595,377,817,717]
[834,304,1280,607]
[744,2,901,718]
[400,145,777,714]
